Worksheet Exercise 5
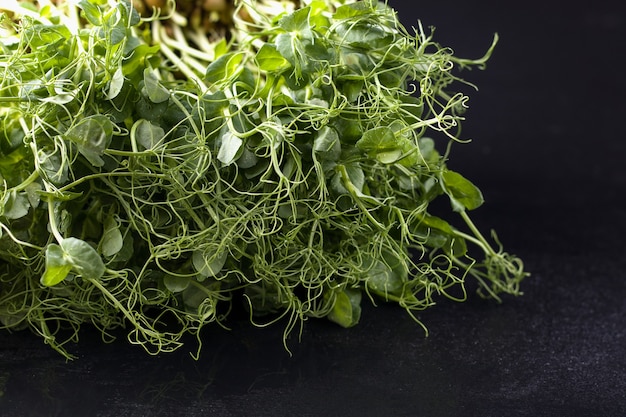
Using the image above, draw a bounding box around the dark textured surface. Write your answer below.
[2,1,626,416]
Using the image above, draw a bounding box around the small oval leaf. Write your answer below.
[41,244,72,286]
[163,275,191,293]
[61,237,106,280]
[441,170,484,212]
[101,216,123,257]
[192,249,227,279]
[217,132,243,166]
[143,68,170,103]
[327,288,362,328]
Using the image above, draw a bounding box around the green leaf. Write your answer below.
[25,182,42,209]
[256,44,291,73]
[339,79,364,103]
[357,126,406,164]
[104,25,126,46]
[357,126,421,166]
[122,44,160,77]
[115,0,140,27]
[332,163,364,195]
[0,147,28,185]
[415,214,454,249]
[111,230,134,263]
[182,282,216,313]
[278,6,312,37]
[204,52,244,85]
[274,7,317,80]
[60,237,106,280]
[376,149,404,164]
[133,119,164,150]
[417,214,468,256]
[332,164,382,206]
[330,115,362,143]
[100,215,123,257]
[163,275,190,293]
[313,126,341,161]
[400,94,424,120]
[135,96,169,122]
[244,158,270,179]
[1,190,30,220]
[364,253,406,298]
[356,126,397,154]
[333,2,373,19]
[307,0,331,29]
[213,38,229,58]
[441,170,484,212]
[217,132,243,166]
[192,249,227,279]
[304,38,335,63]
[340,50,374,74]
[420,214,454,234]
[448,235,468,257]
[40,84,80,105]
[107,66,125,100]
[275,34,298,69]
[64,115,113,167]
[236,147,259,169]
[41,244,72,287]
[24,24,72,50]
[417,137,437,163]
[327,288,362,328]
[334,20,394,50]
[143,68,170,103]
[78,0,102,26]
[200,90,229,118]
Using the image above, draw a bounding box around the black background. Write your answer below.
[1,0,625,416]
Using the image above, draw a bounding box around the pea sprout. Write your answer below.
[0,0,527,359]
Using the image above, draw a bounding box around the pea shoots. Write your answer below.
[0,0,527,359]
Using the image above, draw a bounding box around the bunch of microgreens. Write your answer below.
[0,0,527,359]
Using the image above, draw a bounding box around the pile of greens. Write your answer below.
[0,0,527,359]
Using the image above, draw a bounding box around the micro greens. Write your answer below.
[0,0,527,359]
